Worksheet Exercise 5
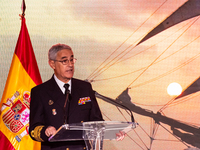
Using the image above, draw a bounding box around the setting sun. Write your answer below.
[167,82,182,96]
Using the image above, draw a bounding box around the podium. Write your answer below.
[49,121,137,150]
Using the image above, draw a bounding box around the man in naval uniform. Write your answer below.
[29,44,104,150]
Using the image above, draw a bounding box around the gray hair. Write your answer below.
[48,43,72,60]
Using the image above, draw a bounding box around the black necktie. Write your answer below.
[64,83,70,96]
[63,84,70,124]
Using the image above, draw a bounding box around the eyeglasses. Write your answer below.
[53,58,77,65]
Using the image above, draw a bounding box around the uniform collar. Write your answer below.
[53,74,72,94]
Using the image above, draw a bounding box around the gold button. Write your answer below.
[83,147,86,149]
[31,130,35,138]
[81,121,84,123]
[66,148,69,150]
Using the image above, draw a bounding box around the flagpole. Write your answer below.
[21,0,26,17]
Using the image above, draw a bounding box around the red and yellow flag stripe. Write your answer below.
[0,17,42,150]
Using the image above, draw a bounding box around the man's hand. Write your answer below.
[45,126,57,137]
[116,131,126,141]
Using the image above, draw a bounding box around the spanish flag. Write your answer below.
[0,8,42,150]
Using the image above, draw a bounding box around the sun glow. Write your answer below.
[167,82,182,96]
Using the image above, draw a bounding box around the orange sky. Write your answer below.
[1,0,200,149]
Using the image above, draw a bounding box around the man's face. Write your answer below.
[49,49,74,83]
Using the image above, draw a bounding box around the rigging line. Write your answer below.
[86,36,134,80]
[113,109,147,149]
[93,24,200,82]
[160,111,166,116]
[133,129,149,150]
[116,107,154,149]
[101,113,146,150]
[89,1,196,82]
[159,89,185,112]
[128,121,150,150]
[159,123,190,148]
[150,119,154,140]
[165,92,200,108]
[159,98,175,112]
[162,81,200,110]
[126,134,146,150]
[127,16,200,88]
[137,123,151,139]
[116,106,129,122]
[156,111,200,129]
[96,2,193,77]
[130,54,200,105]
[89,44,136,81]
[94,39,200,83]
[87,0,169,80]
[95,52,199,117]
[152,121,159,138]
[153,139,181,142]
[130,51,200,89]
[159,59,200,111]
[102,112,112,121]
[135,122,161,150]
[112,18,198,66]
[149,121,160,150]
[128,52,200,111]
[95,53,200,113]
[131,119,159,149]
[102,111,145,149]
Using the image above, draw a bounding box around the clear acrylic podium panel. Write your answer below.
[49,121,137,142]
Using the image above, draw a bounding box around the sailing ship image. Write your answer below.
[2,0,200,149]
[84,0,200,149]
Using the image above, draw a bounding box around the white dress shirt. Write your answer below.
[54,74,71,94]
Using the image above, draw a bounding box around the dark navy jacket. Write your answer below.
[29,76,103,150]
